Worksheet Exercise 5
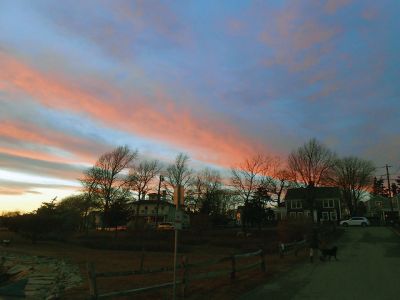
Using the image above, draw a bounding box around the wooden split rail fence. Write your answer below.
[87,249,266,299]
[279,239,307,258]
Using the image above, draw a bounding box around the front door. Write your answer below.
[313,210,318,222]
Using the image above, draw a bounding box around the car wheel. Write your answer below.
[342,223,348,227]
[361,222,367,227]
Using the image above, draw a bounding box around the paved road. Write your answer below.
[240,227,400,300]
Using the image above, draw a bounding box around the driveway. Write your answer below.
[240,227,400,300]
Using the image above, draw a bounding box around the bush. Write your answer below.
[276,219,313,243]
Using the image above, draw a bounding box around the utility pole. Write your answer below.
[154,175,164,227]
[173,185,183,300]
[385,164,394,213]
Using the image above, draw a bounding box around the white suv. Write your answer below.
[340,217,370,227]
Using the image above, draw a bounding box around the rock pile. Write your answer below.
[0,251,82,299]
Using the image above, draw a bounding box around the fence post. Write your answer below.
[230,255,236,280]
[181,256,188,298]
[139,247,145,272]
[279,243,285,258]
[86,262,98,300]
[260,249,266,273]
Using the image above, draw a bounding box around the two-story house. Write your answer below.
[285,186,342,223]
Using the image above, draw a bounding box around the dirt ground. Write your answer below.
[0,228,312,299]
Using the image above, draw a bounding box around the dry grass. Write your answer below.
[0,229,310,300]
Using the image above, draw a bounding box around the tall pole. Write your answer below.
[385,164,394,213]
[173,185,182,300]
[155,175,164,226]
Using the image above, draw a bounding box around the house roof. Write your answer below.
[367,195,399,210]
[132,200,175,206]
[285,187,341,200]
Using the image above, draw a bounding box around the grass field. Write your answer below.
[0,227,312,299]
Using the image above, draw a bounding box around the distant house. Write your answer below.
[272,202,287,221]
[131,200,190,228]
[285,186,342,223]
[366,195,400,222]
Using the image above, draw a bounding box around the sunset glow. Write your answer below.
[1,0,399,212]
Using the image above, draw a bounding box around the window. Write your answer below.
[330,212,337,221]
[321,212,329,221]
[297,212,303,218]
[323,199,335,208]
[289,212,297,219]
[291,200,302,209]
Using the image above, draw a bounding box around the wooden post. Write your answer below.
[230,255,236,280]
[279,243,285,258]
[260,250,266,273]
[86,262,98,300]
[0,257,5,274]
[181,256,188,298]
[139,247,145,272]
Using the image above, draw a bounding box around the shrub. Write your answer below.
[276,219,313,243]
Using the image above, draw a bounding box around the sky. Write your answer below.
[1,0,399,212]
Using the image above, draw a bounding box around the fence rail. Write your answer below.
[87,248,266,299]
[279,239,307,258]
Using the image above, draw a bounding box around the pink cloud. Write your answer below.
[0,120,108,163]
[259,3,341,73]
[361,7,379,21]
[0,51,273,168]
[325,0,353,14]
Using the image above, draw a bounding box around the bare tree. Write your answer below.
[190,168,222,213]
[331,156,375,215]
[93,146,137,227]
[231,154,271,204]
[188,172,207,212]
[166,153,193,188]
[263,158,298,206]
[79,167,102,233]
[129,159,162,226]
[129,159,162,201]
[288,138,336,186]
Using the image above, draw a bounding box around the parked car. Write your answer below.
[340,217,370,227]
[157,222,175,230]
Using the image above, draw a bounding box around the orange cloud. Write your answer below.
[0,52,272,168]
[0,146,67,164]
[0,120,107,163]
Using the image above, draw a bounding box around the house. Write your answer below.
[273,202,287,221]
[285,186,342,223]
[131,200,190,228]
[366,195,400,222]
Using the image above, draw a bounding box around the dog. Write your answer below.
[320,246,338,261]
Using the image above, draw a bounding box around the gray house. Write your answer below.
[285,187,342,223]
[131,200,190,228]
[366,195,399,222]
